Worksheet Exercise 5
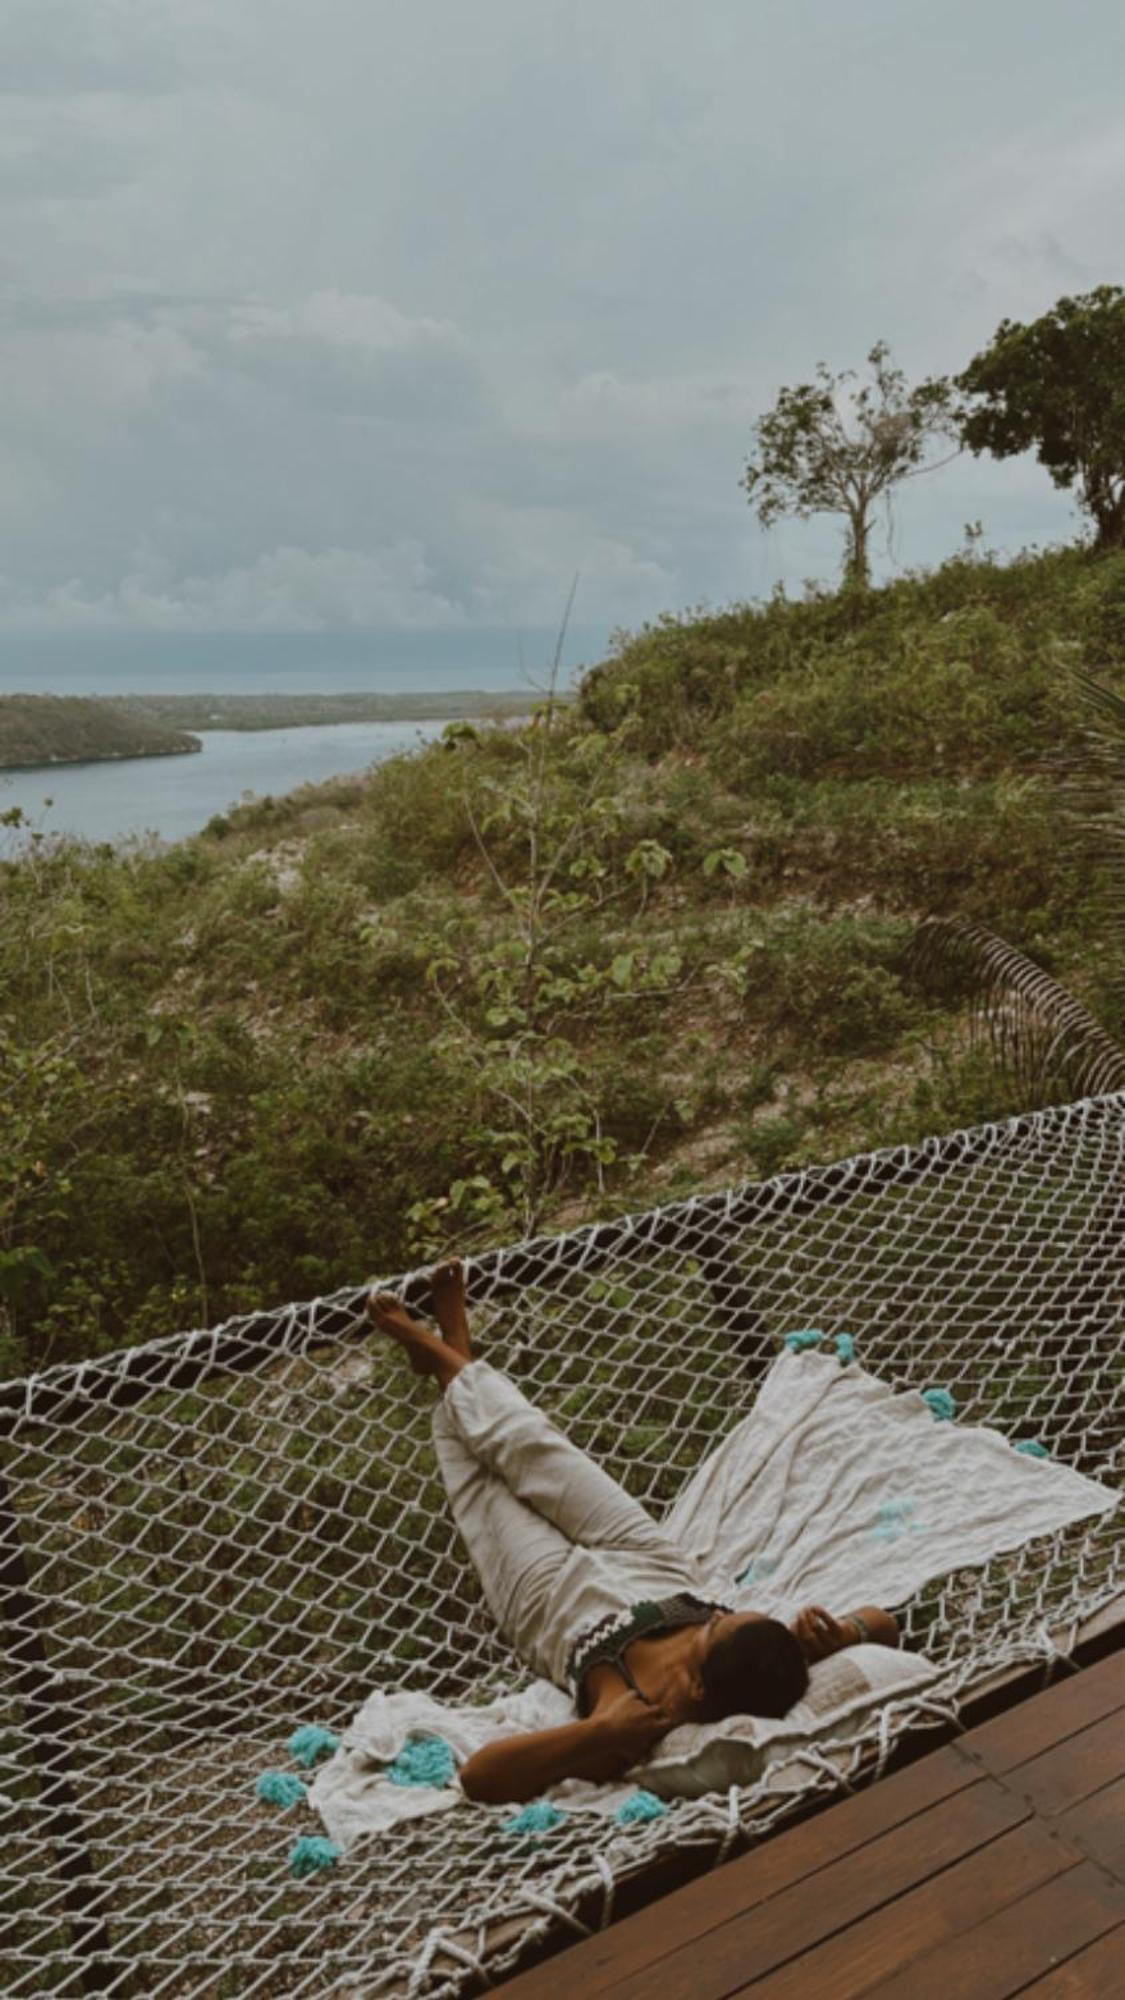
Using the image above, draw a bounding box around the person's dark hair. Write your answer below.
[698,1618,809,1722]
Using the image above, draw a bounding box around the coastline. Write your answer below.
[0,688,537,773]
[0,715,457,845]
[103,689,538,731]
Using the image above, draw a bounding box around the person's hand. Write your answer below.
[791,1605,849,1664]
[594,1689,674,1767]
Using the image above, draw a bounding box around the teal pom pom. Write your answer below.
[616,1789,667,1827]
[923,1387,957,1423]
[255,1771,306,1810]
[835,1333,856,1365]
[1016,1439,1050,1459]
[783,1329,824,1353]
[501,1800,566,1838]
[386,1735,457,1788]
[288,1836,340,1878]
[288,1725,340,1768]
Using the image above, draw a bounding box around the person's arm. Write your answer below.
[460,1692,672,1805]
[791,1604,899,1665]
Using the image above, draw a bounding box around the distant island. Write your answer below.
[105,690,538,731]
[0,688,537,770]
[0,695,201,770]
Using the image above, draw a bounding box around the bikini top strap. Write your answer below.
[611,1649,648,1700]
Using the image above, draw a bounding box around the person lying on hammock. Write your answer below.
[367,1261,899,1805]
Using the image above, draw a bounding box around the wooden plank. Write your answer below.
[588,1781,1029,2000]
[995,1707,1125,1818]
[861,1862,1125,1999]
[1056,1771,1125,1882]
[1017,1925,1125,1995]
[498,1748,980,1999]
[960,1652,1125,1775]
[735,1821,1075,2000]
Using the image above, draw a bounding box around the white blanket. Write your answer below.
[311,1348,1116,1848]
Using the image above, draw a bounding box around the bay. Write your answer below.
[0,719,447,847]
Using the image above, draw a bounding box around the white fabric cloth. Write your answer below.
[311,1643,942,1845]
[665,1346,1116,1621]
[311,1347,1117,1848]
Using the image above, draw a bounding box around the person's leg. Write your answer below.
[369,1266,703,1683]
[441,1361,680,1554]
[369,1270,574,1677]
[430,1256,472,1358]
[443,1366,715,1684]
[430,1398,571,1678]
[369,1264,684,1563]
[428,1263,681,1559]
[367,1291,467,1391]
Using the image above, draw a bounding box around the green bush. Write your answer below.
[728,909,918,1053]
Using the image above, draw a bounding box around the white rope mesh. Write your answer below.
[1,1091,1123,1996]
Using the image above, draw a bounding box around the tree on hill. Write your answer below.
[957,286,1125,551]
[741,342,957,591]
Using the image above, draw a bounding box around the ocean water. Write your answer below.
[0,624,605,846]
[0,627,599,696]
[1,720,447,847]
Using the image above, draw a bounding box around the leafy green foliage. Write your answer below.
[958,287,1125,549]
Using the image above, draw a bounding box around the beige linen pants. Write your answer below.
[432,1360,710,1688]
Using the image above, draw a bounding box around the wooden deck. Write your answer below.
[500,1647,1125,1998]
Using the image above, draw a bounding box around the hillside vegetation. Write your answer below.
[0,694,200,769]
[2,544,1122,1377]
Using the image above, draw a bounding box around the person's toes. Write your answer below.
[367,1290,406,1328]
[430,1258,472,1353]
[432,1257,464,1297]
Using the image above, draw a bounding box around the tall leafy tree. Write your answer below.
[742,342,956,590]
[957,286,1125,550]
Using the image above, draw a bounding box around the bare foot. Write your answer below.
[431,1257,472,1359]
[366,1292,465,1389]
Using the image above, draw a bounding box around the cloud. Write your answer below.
[3,316,202,438]
[0,1,232,99]
[557,371,763,439]
[0,105,143,202]
[217,291,489,423]
[0,543,468,633]
[0,0,1118,639]
[226,291,464,357]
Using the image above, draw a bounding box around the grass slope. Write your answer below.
[1,545,1121,1375]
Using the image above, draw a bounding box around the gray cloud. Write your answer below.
[0,1,238,98]
[0,0,1122,639]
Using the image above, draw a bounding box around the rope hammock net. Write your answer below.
[2,1090,1123,1996]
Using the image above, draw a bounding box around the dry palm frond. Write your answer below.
[908,914,1125,1101]
[1057,668,1125,993]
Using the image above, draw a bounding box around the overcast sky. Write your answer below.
[3,0,1124,646]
